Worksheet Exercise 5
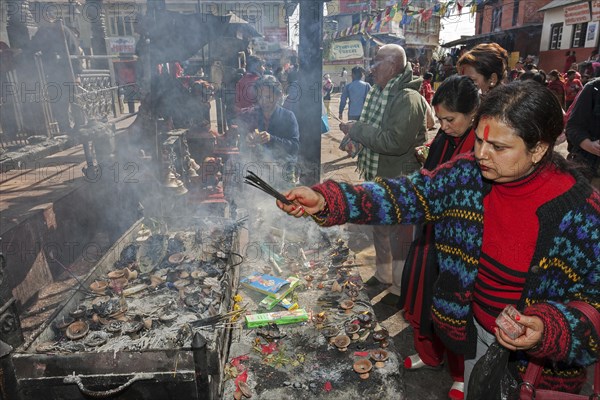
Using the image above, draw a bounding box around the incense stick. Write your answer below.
[244,171,292,205]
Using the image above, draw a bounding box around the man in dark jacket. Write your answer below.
[566,76,600,188]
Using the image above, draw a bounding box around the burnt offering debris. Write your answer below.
[28,218,241,354]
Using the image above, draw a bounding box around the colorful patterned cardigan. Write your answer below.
[313,153,600,392]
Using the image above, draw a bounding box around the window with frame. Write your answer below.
[405,19,417,33]
[549,23,563,50]
[512,0,520,26]
[491,7,503,31]
[106,14,136,37]
[571,22,588,48]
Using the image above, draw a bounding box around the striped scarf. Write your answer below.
[356,74,403,180]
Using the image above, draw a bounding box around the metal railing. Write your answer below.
[0,55,129,150]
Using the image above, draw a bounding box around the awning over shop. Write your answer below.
[370,33,405,46]
[441,24,543,48]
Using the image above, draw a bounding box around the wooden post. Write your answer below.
[192,332,210,400]
[297,1,326,185]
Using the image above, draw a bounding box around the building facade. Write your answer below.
[324,0,440,80]
[1,0,293,61]
[443,0,550,66]
[538,0,599,72]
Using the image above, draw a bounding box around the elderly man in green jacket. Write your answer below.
[340,44,428,305]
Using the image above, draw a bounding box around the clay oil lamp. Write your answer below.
[304,274,314,288]
[339,300,355,315]
[84,331,108,347]
[136,226,151,242]
[107,269,126,280]
[53,316,75,335]
[108,304,128,321]
[69,305,87,320]
[370,349,389,368]
[345,323,360,340]
[35,342,56,353]
[89,280,108,295]
[373,328,390,348]
[168,253,185,265]
[124,267,138,281]
[106,321,123,333]
[233,380,252,399]
[122,320,144,336]
[313,312,327,326]
[149,274,165,288]
[353,359,373,379]
[321,326,339,343]
[66,320,89,340]
[347,288,360,301]
[332,334,351,352]
[173,279,189,290]
[108,269,128,294]
[190,270,204,280]
[357,312,373,329]
[317,267,329,280]
[159,313,178,323]
[179,270,190,279]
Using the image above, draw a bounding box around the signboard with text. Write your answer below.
[107,37,136,54]
[564,2,591,25]
[263,28,288,44]
[592,1,600,21]
[330,40,364,61]
[339,0,376,14]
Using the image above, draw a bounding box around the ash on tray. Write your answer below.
[43,219,239,354]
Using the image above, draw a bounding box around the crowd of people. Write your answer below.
[222,41,600,400]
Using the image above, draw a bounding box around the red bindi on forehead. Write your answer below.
[483,124,490,141]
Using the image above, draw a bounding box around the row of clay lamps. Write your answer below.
[352,349,390,380]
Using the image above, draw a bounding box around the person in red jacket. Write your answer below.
[563,50,577,73]
[564,69,583,109]
[419,72,434,104]
[235,55,265,114]
[547,69,565,110]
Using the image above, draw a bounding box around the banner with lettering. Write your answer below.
[564,2,591,25]
[592,1,600,21]
[330,40,364,61]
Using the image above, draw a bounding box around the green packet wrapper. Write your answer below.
[245,309,309,328]
[259,277,300,310]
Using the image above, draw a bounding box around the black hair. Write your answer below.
[255,75,283,97]
[247,55,264,71]
[423,72,433,80]
[432,75,480,115]
[474,80,563,163]
[351,66,364,79]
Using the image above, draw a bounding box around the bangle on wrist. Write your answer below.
[311,199,329,223]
